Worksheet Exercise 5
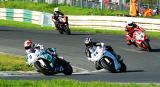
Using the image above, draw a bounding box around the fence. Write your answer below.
[1,8,160,31]
[0,0,127,10]
[1,0,160,11]
[0,8,43,25]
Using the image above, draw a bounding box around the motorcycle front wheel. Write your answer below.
[63,25,71,35]
[57,28,63,34]
[34,60,53,75]
[101,57,117,73]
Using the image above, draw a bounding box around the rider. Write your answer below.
[24,39,59,61]
[125,21,144,45]
[84,37,120,69]
[52,7,65,30]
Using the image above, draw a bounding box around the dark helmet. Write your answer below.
[53,7,59,13]
[127,21,137,28]
[84,37,93,47]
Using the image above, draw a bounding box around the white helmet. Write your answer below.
[54,7,59,12]
[84,37,93,48]
[84,37,92,44]
[126,20,135,27]
[126,20,133,25]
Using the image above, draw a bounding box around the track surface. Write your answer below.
[0,26,160,83]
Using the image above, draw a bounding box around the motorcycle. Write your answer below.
[132,29,152,51]
[26,48,73,75]
[57,15,71,35]
[85,46,126,73]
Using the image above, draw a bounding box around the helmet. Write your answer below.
[53,7,59,12]
[126,21,137,28]
[24,39,32,50]
[84,37,93,47]
[126,21,134,27]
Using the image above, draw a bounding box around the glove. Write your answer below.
[34,44,44,49]
[130,38,135,42]
[101,43,104,47]
[87,57,91,61]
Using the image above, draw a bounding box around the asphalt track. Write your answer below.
[0,26,160,83]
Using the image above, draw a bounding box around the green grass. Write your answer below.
[1,19,160,39]
[0,53,33,71]
[0,53,158,86]
[0,52,158,86]
[0,20,53,30]
[1,1,160,18]
[0,1,128,16]
[151,15,160,19]
[72,28,160,39]
[0,78,158,87]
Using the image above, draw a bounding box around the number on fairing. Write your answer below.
[29,55,32,59]
[136,32,144,40]
[93,51,99,57]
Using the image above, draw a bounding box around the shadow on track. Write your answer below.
[151,48,160,52]
[125,70,144,73]
[70,33,94,35]
[0,29,16,31]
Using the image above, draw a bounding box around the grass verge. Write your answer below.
[0,78,158,87]
[0,1,160,18]
[0,19,160,39]
[0,53,33,71]
[0,20,52,30]
[0,53,158,86]
[0,1,128,16]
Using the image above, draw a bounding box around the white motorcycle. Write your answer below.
[26,48,73,75]
[85,46,126,73]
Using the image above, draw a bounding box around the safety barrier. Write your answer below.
[0,8,43,25]
[0,8,160,31]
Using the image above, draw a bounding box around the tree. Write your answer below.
[141,0,156,4]
[126,0,130,3]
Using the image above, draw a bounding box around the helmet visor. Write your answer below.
[25,46,31,50]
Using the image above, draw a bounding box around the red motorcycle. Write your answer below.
[57,15,71,35]
[131,29,152,51]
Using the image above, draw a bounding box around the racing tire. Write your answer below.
[34,60,53,75]
[63,63,73,75]
[120,62,127,72]
[143,40,152,52]
[95,64,103,70]
[101,57,116,73]
[64,25,71,35]
[57,29,64,34]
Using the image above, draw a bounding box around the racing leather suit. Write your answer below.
[25,44,44,55]
[52,11,64,30]
[25,44,59,64]
[125,26,144,45]
[85,42,114,62]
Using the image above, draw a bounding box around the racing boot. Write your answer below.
[130,38,137,47]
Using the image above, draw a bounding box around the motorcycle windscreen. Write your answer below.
[104,50,121,71]
[39,50,56,65]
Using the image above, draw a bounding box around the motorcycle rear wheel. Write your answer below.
[143,40,152,52]
[120,62,127,72]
